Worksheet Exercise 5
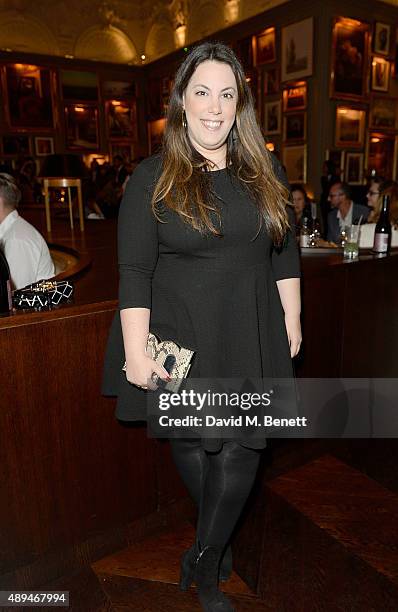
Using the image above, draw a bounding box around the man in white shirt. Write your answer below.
[0,173,55,290]
[327,182,369,243]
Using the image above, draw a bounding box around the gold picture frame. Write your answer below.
[371,56,391,92]
[335,106,366,148]
[282,144,307,183]
[330,17,371,101]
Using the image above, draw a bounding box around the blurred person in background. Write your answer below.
[291,184,323,238]
[359,180,398,248]
[17,158,43,204]
[290,184,312,235]
[327,182,369,244]
[0,173,54,289]
[112,155,128,187]
[366,177,384,223]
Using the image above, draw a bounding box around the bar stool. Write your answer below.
[43,177,85,233]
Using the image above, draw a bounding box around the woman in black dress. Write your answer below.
[102,42,301,611]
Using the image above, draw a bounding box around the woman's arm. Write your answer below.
[118,159,169,388]
[276,278,302,357]
[121,307,169,389]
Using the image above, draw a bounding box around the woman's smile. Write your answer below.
[200,119,223,131]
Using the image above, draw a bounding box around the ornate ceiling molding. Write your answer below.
[0,0,397,64]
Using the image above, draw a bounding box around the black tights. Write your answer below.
[169,437,261,550]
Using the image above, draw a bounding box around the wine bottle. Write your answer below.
[0,248,13,314]
[373,195,391,254]
[300,217,310,248]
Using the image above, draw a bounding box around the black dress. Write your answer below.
[101,154,301,451]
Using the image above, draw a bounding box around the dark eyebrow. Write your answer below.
[192,83,236,92]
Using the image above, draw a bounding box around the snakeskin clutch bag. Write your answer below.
[122,332,195,393]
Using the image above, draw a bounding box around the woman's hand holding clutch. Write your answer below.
[125,353,171,390]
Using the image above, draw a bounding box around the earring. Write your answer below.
[182,109,187,130]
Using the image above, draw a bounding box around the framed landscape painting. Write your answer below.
[283,82,307,111]
[370,97,397,129]
[335,106,366,148]
[65,104,99,150]
[281,18,313,82]
[102,80,136,98]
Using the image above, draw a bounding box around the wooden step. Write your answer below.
[92,521,252,595]
[235,454,398,611]
[97,573,274,612]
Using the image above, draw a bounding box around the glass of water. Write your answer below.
[343,225,360,259]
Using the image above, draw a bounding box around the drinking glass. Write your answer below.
[343,225,360,259]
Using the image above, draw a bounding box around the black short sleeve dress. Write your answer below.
[101,154,301,451]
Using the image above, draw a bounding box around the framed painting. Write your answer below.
[373,22,391,56]
[255,27,276,66]
[335,106,366,148]
[3,64,54,129]
[282,144,307,183]
[65,104,99,150]
[366,132,397,180]
[330,18,371,100]
[109,143,134,162]
[106,100,137,139]
[148,118,166,155]
[370,97,398,129]
[371,57,391,92]
[61,70,98,101]
[281,18,313,82]
[325,149,345,179]
[102,80,136,98]
[282,82,307,111]
[34,136,54,156]
[283,112,306,142]
[345,152,364,185]
[264,100,281,135]
[263,67,279,96]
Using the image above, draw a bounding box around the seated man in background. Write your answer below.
[0,173,55,290]
[327,182,369,244]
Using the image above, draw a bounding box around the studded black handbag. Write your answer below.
[13,279,74,310]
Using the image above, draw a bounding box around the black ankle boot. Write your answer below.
[179,542,232,590]
[193,543,235,612]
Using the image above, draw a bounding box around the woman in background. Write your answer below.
[291,184,322,237]
[291,184,311,234]
[360,180,398,248]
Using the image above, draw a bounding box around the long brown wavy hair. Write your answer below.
[151,41,291,245]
